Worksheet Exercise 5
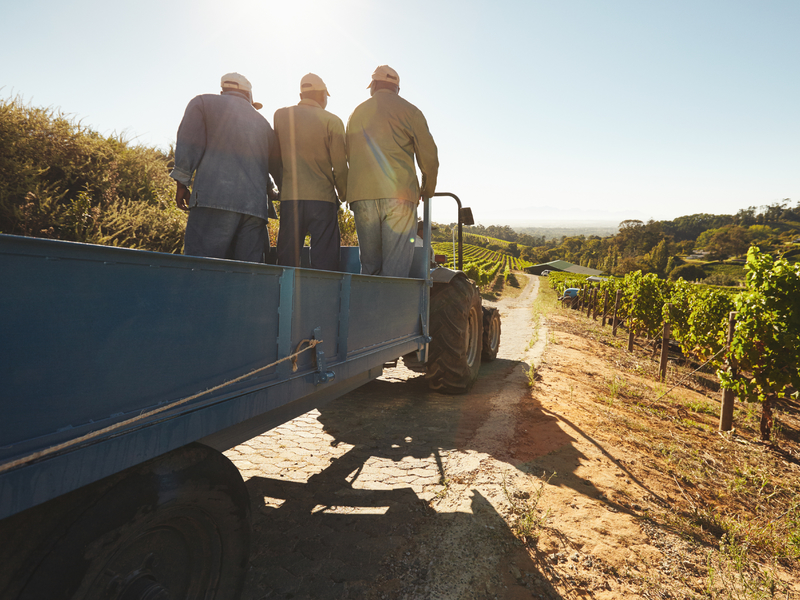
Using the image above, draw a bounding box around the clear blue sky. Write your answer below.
[3,0,798,227]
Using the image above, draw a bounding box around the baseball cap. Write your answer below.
[220,72,263,110]
[300,73,330,96]
[368,65,400,88]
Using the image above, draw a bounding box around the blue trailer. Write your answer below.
[0,195,501,599]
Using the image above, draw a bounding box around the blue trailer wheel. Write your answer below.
[2,444,250,600]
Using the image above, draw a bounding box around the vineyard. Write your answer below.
[433,242,533,287]
[546,246,800,442]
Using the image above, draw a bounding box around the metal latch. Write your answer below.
[309,326,335,385]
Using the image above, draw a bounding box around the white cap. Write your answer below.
[368,65,400,88]
[220,72,262,109]
[300,73,330,96]
[221,72,252,92]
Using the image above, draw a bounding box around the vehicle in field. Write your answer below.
[558,287,580,307]
[0,193,501,599]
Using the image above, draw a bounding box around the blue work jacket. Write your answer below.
[171,90,282,221]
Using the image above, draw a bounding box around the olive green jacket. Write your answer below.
[273,99,348,203]
[345,90,438,205]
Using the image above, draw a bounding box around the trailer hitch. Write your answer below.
[309,326,336,385]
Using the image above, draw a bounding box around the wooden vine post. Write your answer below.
[601,290,609,326]
[586,288,593,318]
[626,287,638,352]
[719,311,737,432]
[658,306,671,382]
[612,290,622,336]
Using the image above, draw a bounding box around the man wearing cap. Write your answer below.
[273,73,347,271]
[346,65,438,277]
[171,72,282,262]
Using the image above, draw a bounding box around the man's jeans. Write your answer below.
[351,198,417,277]
[184,206,267,263]
[277,200,340,271]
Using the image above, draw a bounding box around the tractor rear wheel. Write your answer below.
[426,274,483,393]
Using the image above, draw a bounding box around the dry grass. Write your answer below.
[541,304,800,598]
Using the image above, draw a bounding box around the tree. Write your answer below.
[661,213,733,242]
[520,247,536,262]
[747,224,776,246]
[712,225,750,258]
[619,219,644,230]
[696,225,750,259]
[665,255,684,276]
[613,256,644,277]
[649,239,669,276]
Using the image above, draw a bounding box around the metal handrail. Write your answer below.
[432,192,472,271]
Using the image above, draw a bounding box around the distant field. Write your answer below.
[515,225,619,239]
[703,262,746,281]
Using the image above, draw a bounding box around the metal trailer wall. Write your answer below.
[0,235,429,520]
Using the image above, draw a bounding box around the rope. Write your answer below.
[0,338,322,475]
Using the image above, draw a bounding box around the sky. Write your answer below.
[2,0,798,228]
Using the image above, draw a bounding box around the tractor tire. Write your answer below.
[481,306,501,361]
[1,443,250,600]
[426,273,483,394]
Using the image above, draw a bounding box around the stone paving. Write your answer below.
[225,365,540,599]
[225,370,456,599]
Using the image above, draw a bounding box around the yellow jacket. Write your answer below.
[345,90,438,205]
[273,99,347,203]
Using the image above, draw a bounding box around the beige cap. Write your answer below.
[300,73,330,96]
[220,72,262,110]
[221,72,252,92]
[368,65,400,88]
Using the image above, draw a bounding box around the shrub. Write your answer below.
[669,263,707,281]
[0,96,184,251]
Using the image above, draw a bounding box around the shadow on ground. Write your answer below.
[239,351,670,598]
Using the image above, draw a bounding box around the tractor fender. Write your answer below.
[430,267,461,284]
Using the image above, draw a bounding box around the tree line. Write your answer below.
[457,203,800,282]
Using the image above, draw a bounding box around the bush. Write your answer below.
[0,96,184,251]
[669,264,707,281]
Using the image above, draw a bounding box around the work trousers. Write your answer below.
[351,198,417,278]
[184,206,267,263]
[277,200,340,271]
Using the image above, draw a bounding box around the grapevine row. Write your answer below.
[546,247,800,441]
[432,243,533,272]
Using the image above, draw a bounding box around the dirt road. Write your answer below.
[226,274,556,599]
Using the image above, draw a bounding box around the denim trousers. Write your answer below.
[351,198,417,277]
[276,200,340,271]
[184,206,267,263]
